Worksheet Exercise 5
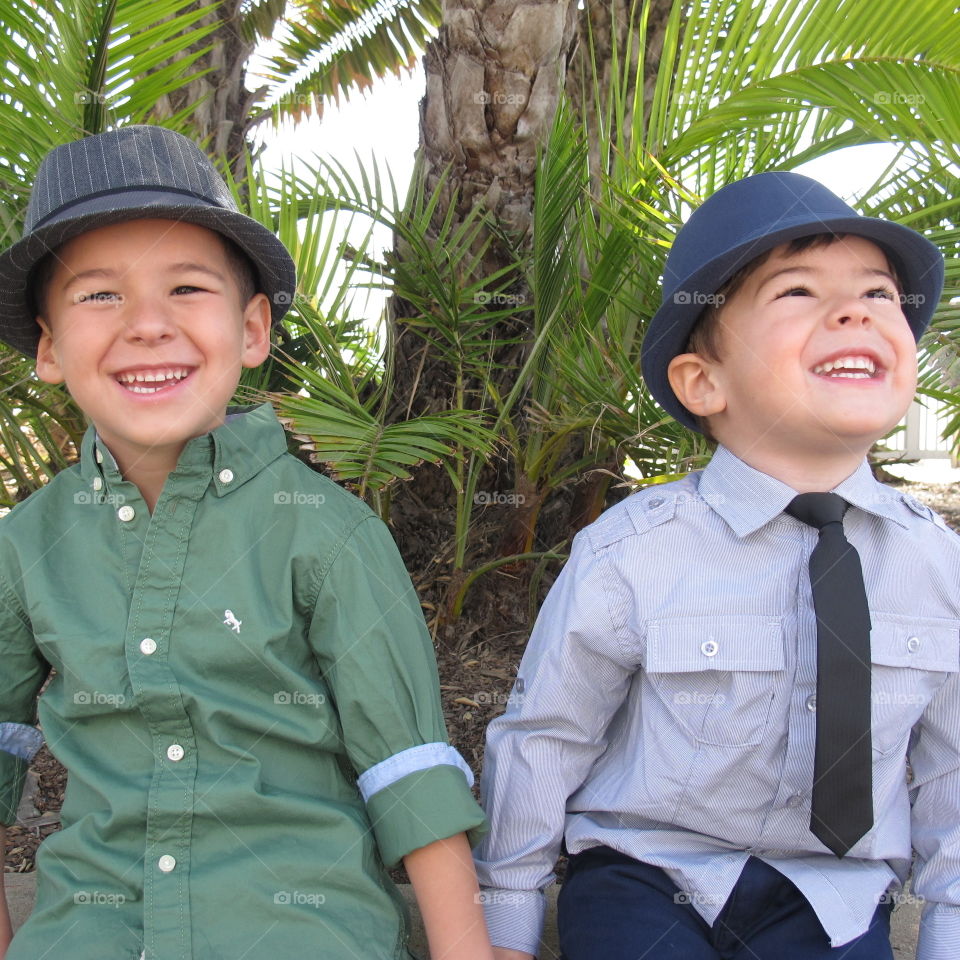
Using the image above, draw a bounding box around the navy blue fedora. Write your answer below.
[641,171,945,432]
[0,125,297,356]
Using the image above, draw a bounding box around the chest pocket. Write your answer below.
[646,617,785,747]
[869,614,959,756]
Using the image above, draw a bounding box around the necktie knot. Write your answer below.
[786,492,847,530]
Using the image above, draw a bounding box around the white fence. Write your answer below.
[878,397,957,462]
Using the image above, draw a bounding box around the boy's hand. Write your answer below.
[492,950,534,960]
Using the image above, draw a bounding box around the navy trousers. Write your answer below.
[557,846,895,960]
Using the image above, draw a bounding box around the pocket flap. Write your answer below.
[870,615,959,672]
[647,617,785,673]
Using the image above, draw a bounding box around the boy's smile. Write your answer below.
[672,236,918,485]
[34,218,271,493]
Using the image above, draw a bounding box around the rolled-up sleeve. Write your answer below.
[309,513,487,866]
[0,571,47,825]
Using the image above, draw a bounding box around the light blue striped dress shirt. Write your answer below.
[474,446,960,959]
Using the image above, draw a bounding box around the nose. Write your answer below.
[828,295,874,330]
[121,296,176,345]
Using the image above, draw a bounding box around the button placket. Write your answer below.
[125,474,205,958]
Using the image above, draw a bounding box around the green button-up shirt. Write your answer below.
[0,403,486,960]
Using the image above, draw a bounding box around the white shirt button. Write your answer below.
[157,855,176,873]
[95,448,103,464]
[218,468,234,484]
[700,639,719,657]
[786,794,805,808]
[906,636,921,654]
[167,744,185,762]
[139,637,157,655]
[806,694,817,712]
[117,505,135,522]
[92,477,103,491]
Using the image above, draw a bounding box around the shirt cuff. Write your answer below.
[364,763,488,867]
[0,722,44,762]
[357,741,474,801]
[480,886,547,955]
[917,902,960,960]
[0,750,29,826]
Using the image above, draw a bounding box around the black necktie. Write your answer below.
[786,492,873,857]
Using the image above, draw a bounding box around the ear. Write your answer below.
[240,293,273,368]
[667,352,727,419]
[34,318,65,384]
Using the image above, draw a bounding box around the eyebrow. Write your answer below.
[60,261,227,292]
[757,264,898,288]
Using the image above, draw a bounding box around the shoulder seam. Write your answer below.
[308,510,380,610]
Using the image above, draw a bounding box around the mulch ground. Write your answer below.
[5,474,959,877]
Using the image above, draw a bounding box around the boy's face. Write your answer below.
[671,236,917,465]
[34,218,271,474]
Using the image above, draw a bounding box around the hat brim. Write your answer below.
[0,191,297,356]
[641,215,945,433]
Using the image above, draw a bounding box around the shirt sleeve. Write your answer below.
[473,530,639,954]
[0,570,48,826]
[909,667,960,960]
[308,513,487,867]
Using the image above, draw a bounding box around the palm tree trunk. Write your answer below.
[147,0,257,172]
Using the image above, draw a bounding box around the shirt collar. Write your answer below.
[699,445,909,537]
[79,402,289,495]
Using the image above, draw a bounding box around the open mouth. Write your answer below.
[810,355,881,380]
[115,368,192,394]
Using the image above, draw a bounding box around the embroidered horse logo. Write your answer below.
[223,610,242,634]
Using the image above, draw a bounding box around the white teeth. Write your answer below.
[116,368,190,386]
[812,356,877,377]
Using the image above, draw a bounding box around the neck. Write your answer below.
[720,443,868,493]
[102,442,183,513]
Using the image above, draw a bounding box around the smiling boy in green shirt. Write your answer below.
[0,125,492,960]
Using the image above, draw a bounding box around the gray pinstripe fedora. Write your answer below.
[641,172,945,432]
[0,125,297,356]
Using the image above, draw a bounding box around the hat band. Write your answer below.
[31,184,228,230]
